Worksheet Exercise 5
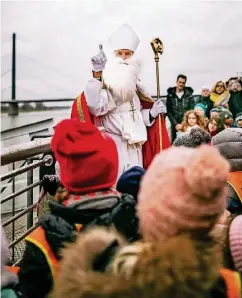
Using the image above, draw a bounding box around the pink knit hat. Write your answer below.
[137,146,230,241]
[229,215,242,272]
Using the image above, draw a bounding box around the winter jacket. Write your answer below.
[229,91,242,118]
[212,128,242,172]
[166,86,194,127]
[166,86,194,142]
[18,193,139,298]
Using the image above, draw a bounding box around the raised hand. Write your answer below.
[91,44,107,72]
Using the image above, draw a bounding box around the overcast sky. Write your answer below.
[1,0,242,100]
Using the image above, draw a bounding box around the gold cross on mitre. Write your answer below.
[129,100,136,121]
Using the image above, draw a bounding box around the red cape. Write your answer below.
[71,92,170,169]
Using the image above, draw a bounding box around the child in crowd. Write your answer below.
[219,109,234,128]
[177,110,205,137]
[206,117,224,137]
[194,103,207,118]
[235,112,242,128]
[210,108,220,119]
[52,146,241,298]
[18,119,139,298]
[116,166,145,202]
[194,103,208,125]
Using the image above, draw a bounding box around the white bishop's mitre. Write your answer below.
[108,24,140,52]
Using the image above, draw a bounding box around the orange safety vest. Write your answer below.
[220,268,242,298]
[6,265,20,275]
[25,224,83,283]
[227,172,242,202]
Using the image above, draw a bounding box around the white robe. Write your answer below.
[85,78,154,178]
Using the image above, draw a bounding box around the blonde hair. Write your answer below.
[181,110,205,132]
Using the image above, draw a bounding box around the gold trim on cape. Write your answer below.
[76,95,85,121]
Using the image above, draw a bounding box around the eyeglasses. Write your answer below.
[216,85,224,88]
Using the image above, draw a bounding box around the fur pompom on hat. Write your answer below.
[137,146,230,242]
[52,227,127,298]
[173,127,211,148]
[111,234,222,297]
[52,231,222,298]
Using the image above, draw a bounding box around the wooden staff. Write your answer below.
[150,38,164,151]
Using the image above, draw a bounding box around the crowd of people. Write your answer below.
[1,23,242,298]
[166,74,242,143]
[1,118,242,298]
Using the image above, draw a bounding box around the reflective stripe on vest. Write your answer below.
[6,266,20,275]
[25,226,59,282]
[227,172,242,202]
[220,268,241,298]
[25,224,83,282]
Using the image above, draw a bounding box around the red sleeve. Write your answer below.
[141,100,170,169]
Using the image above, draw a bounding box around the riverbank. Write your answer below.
[1,104,70,114]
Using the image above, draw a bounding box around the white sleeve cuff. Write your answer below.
[141,109,155,127]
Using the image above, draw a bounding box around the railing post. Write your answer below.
[12,162,15,261]
[27,159,34,229]
[9,33,19,116]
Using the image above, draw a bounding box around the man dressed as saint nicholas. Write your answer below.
[71,24,170,177]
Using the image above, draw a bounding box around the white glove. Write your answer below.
[91,44,107,72]
[150,99,166,118]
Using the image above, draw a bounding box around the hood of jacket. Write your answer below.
[167,86,194,96]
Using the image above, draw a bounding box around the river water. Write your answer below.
[1,108,71,213]
[1,109,71,133]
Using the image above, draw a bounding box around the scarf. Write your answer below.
[210,83,230,108]
[54,186,121,210]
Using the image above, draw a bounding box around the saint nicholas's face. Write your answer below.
[115,49,133,60]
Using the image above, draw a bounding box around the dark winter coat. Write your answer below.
[228,91,242,118]
[166,86,195,127]
[18,193,139,298]
[166,86,195,141]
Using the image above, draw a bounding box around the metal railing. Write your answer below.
[1,137,51,166]
[1,138,53,264]
[0,126,104,264]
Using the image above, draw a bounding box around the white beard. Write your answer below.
[103,55,142,102]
